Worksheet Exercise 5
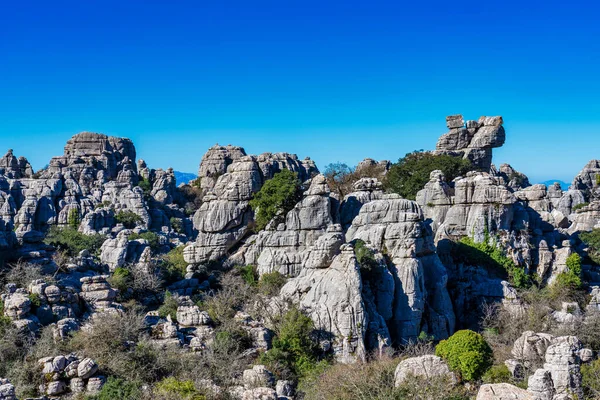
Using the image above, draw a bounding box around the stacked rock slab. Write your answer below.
[346,194,455,342]
[280,244,368,363]
[434,115,505,171]
[184,148,318,265]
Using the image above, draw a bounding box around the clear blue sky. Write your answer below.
[1,0,599,184]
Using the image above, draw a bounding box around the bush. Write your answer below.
[482,364,512,384]
[323,162,355,198]
[67,208,80,229]
[574,202,590,212]
[261,306,326,381]
[44,226,106,256]
[353,239,381,281]
[452,235,531,289]
[87,377,142,400]
[581,229,600,265]
[249,169,302,231]
[161,246,187,282]
[110,267,132,296]
[238,264,258,286]
[435,329,493,381]
[154,377,205,400]
[553,253,583,294]
[582,358,600,398]
[115,210,143,229]
[258,271,287,296]
[384,151,477,200]
[138,176,152,197]
[157,291,179,321]
[170,217,184,234]
[128,231,161,252]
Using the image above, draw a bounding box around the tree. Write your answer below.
[435,329,493,381]
[384,151,477,200]
[249,169,302,231]
[580,229,600,265]
[323,162,355,198]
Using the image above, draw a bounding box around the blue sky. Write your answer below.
[1,0,599,184]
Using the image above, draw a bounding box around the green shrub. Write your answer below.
[574,202,590,212]
[0,300,12,335]
[554,253,583,291]
[86,377,142,400]
[452,235,531,288]
[157,291,178,321]
[28,293,41,308]
[161,246,187,281]
[258,271,287,296]
[128,231,160,252]
[170,217,184,234]
[138,176,152,197]
[238,265,258,287]
[110,267,132,295]
[353,239,381,281]
[249,169,302,231]
[435,329,493,381]
[44,226,106,256]
[261,306,326,380]
[67,208,80,229]
[580,229,600,265]
[582,358,600,398]
[115,210,143,229]
[95,200,112,210]
[384,151,477,200]
[482,364,512,384]
[154,377,205,399]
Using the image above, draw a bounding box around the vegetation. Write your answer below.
[323,162,355,198]
[353,239,381,281]
[154,377,205,399]
[67,208,80,229]
[86,377,142,400]
[451,235,531,289]
[161,246,188,282]
[384,151,477,200]
[170,217,184,234]
[238,264,258,286]
[258,271,287,296]
[44,226,106,256]
[554,253,583,291]
[581,228,600,265]
[128,231,161,252]
[435,330,493,381]
[260,306,328,381]
[115,210,143,229]
[110,267,132,295]
[574,202,590,212]
[249,169,302,231]
[138,176,152,198]
[157,291,179,321]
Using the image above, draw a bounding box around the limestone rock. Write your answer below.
[394,355,455,387]
[476,383,532,399]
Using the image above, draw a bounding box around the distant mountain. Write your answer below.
[540,180,569,190]
[174,171,197,185]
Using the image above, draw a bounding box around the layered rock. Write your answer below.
[394,355,455,387]
[346,195,455,341]
[435,115,506,171]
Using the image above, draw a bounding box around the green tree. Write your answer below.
[44,226,106,256]
[435,329,493,381]
[67,208,80,229]
[86,377,142,400]
[249,169,302,231]
[384,151,477,200]
[115,210,143,229]
[581,229,600,265]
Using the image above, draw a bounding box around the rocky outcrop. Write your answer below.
[394,355,455,387]
[38,355,103,396]
[280,244,367,362]
[476,383,532,399]
[0,150,33,179]
[434,115,506,171]
[570,160,600,201]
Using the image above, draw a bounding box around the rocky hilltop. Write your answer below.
[1,116,600,399]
